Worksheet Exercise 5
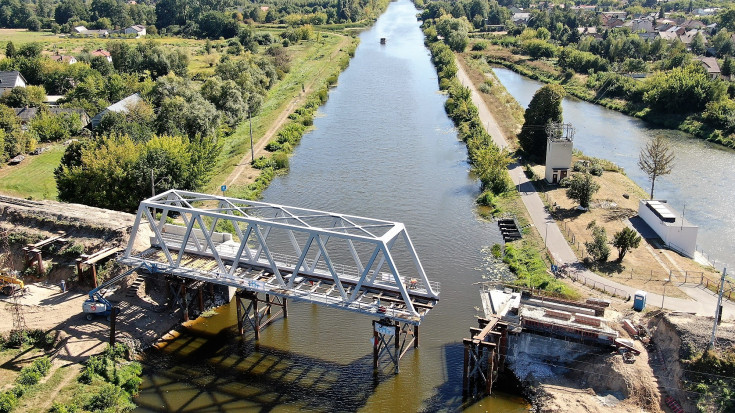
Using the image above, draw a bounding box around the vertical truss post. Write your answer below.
[235,290,287,340]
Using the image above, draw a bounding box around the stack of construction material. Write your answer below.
[574,314,602,327]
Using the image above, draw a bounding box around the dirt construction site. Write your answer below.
[519,290,735,413]
[0,196,184,393]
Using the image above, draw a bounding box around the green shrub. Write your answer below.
[16,368,42,386]
[326,73,338,86]
[476,191,495,207]
[251,156,273,169]
[26,329,54,348]
[116,361,143,396]
[30,356,51,376]
[472,41,487,51]
[84,383,134,412]
[265,142,283,152]
[589,163,603,176]
[491,243,502,259]
[61,243,84,258]
[50,402,79,413]
[271,152,289,170]
[0,391,17,413]
[6,330,26,348]
[9,385,24,398]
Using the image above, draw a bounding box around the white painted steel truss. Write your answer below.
[121,190,439,324]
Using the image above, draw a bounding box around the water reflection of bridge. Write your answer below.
[121,190,440,372]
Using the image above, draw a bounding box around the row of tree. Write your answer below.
[0,0,391,37]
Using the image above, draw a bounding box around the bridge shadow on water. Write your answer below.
[420,343,529,413]
[135,326,380,412]
[419,342,465,412]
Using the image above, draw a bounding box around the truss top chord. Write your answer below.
[142,189,403,241]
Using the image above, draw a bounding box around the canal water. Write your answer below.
[494,68,735,270]
[133,1,528,411]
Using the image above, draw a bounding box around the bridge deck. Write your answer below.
[122,244,436,325]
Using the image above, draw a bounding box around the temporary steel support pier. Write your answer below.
[121,189,439,373]
[462,317,509,398]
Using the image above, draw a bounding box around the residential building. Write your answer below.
[90,93,142,128]
[512,12,530,25]
[124,25,146,37]
[91,49,113,63]
[50,55,77,65]
[696,57,721,79]
[0,71,26,96]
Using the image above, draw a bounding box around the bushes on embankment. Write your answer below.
[424,23,577,299]
[234,40,358,201]
[51,344,140,413]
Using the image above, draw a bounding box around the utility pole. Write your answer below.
[150,170,155,197]
[249,111,254,164]
[709,267,727,350]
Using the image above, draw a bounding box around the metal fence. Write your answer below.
[564,270,630,300]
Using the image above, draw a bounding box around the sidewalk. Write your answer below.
[455,59,733,320]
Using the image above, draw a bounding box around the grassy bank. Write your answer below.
[458,50,720,298]
[205,31,356,195]
[422,27,577,299]
[0,145,64,200]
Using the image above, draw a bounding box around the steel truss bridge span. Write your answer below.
[122,190,439,325]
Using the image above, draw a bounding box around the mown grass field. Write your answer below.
[0,145,64,200]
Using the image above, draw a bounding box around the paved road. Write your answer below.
[455,59,734,320]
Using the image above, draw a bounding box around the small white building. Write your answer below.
[637,200,698,258]
[544,125,574,184]
[124,25,146,37]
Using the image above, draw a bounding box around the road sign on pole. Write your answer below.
[221,185,227,196]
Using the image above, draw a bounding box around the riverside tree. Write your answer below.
[613,227,641,262]
[518,84,565,162]
[585,221,609,262]
[638,135,674,199]
[566,172,599,210]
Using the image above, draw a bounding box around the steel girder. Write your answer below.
[122,190,439,324]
